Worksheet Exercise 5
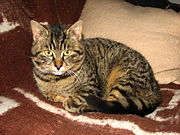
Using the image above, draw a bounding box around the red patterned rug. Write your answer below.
[0,1,179,134]
[0,84,179,135]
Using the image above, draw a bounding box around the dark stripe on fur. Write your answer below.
[33,68,71,82]
[84,95,154,116]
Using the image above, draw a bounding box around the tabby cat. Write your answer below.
[30,20,161,116]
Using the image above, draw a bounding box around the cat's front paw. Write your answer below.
[63,95,93,113]
[44,93,65,102]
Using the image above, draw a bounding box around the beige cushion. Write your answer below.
[80,0,180,84]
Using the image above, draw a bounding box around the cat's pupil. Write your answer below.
[65,50,69,54]
[64,50,71,55]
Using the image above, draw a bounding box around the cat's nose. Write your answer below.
[56,67,61,70]
[54,59,62,70]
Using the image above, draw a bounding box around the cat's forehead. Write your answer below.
[41,24,81,50]
[47,24,67,39]
[43,24,67,49]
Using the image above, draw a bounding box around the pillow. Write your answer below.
[80,0,180,84]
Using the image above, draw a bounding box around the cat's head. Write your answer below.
[30,20,84,76]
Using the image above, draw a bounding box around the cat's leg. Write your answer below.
[63,95,92,113]
[63,87,100,113]
[43,93,65,102]
[106,72,161,115]
[106,87,131,109]
[99,62,159,115]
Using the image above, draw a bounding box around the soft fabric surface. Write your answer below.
[0,0,180,134]
[0,84,180,135]
[80,0,180,84]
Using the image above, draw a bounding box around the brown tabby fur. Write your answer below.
[30,20,161,116]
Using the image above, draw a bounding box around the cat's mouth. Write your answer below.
[37,64,73,76]
[50,66,72,76]
[52,71,64,76]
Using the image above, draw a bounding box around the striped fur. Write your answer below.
[30,20,161,115]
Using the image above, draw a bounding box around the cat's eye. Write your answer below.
[44,50,53,56]
[63,50,72,56]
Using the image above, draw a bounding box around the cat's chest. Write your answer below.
[34,74,78,97]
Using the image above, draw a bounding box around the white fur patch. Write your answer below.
[13,87,179,135]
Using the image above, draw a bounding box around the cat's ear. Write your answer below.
[30,20,48,41]
[66,20,83,40]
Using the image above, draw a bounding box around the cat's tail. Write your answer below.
[84,95,128,114]
[84,95,158,116]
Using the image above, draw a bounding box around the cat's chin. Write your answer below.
[52,72,64,76]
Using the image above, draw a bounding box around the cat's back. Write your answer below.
[83,37,128,51]
[82,38,130,61]
[82,37,155,84]
[82,37,150,67]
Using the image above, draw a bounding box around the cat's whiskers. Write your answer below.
[27,55,33,59]
[67,70,81,83]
